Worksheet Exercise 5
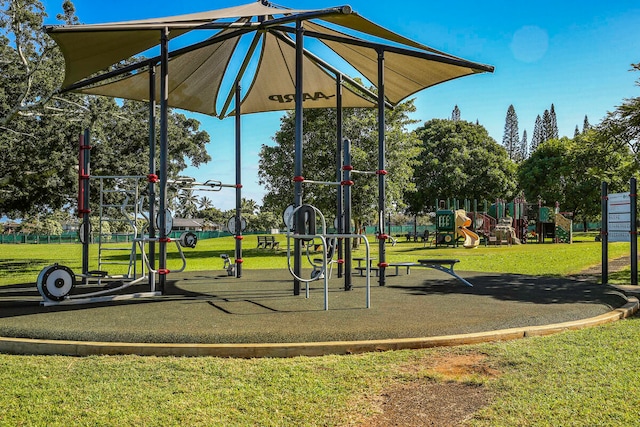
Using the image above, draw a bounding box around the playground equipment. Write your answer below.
[283,203,371,310]
[455,210,480,248]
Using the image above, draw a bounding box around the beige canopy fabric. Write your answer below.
[80,30,375,116]
[304,21,487,105]
[47,2,311,88]
[227,32,376,115]
[47,1,494,116]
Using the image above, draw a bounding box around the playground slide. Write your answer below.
[459,227,480,248]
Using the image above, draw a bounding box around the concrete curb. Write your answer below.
[1,297,637,358]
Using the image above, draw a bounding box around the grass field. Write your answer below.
[1,233,639,425]
[0,232,632,286]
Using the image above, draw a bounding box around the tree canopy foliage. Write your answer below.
[406,119,517,214]
[0,0,210,218]
[259,100,421,228]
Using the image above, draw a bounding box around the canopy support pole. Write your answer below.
[235,83,243,278]
[377,49,387,286]
[158,27,169,293]
[148,63,156,273]
[336,74,344,280]
[293,20,304,296]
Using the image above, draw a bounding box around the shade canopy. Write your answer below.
[46,1,494,117]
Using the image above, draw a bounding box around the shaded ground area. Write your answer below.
[0,268,627,344]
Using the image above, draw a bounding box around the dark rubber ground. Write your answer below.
[0,268,630,345]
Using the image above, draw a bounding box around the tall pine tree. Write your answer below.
[531,115,543,151]
[502,104,519,161]
[549,104,559,139]
[583,115,591,132]
[542,109,552,142]
[519,129,528,161]
[451,105,461,121]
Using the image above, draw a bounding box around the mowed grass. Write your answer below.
[1,233,639,425]
[0,232,631,286]
[0,318,639,426]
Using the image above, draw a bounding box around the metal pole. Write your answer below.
[602,181,608,285]
[293,20,304,296]
[631,177,637,285]
[158,27,169,293]
[336,74,344,278]
[343,138,352,291]
[148,64,156,273]
[80,129,90,283]
[377,49,387,286]
[235,83,243,278]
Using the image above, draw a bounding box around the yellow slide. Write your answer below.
[455,210,480,248]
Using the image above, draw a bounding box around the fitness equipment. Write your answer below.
[220,254,236,276]
[36,235,193,305]
[284,203,371,310]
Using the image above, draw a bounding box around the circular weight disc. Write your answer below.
[179,232,198,248]
[39,265,75,301]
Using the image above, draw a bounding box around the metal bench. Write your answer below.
[385,259,473,286]
[256,235,279,249]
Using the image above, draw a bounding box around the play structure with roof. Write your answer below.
[35,0,496,306]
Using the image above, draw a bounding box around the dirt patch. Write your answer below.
[354,353,499,426]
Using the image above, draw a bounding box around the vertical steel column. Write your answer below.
[293,20,304,296]
[336,74,344,278]
[148,63,156,273]
[601,181,608,285]
[80,129,90,283]
[631,178,637,285]
[343,138,352,291]
[158,28,169,293]
[377,49,387,286]
[235,83,243,278]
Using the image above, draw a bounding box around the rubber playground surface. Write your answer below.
[0,268,637,357]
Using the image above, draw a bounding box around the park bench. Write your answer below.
[385,259,473,287]
[256,235,279,249]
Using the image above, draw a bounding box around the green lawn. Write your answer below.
[1,234,639,425]
[0,233,631,286]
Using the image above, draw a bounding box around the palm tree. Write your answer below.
[178,189,199,218]
[199,196,213,210]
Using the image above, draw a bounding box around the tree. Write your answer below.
[0,1,211,217]
[574,125,580,137]
[259,100,421,231]
[583,115,591,133]
[177,189,199,218]
[407,119,517,214]
[549,104,559,139]
[518,131,635,226]
[542,109,551,143]
[599,63,640,161]
[531,115,543,151]
[451,105,461,121]
[519,129,528,161]
[199,196,213,210]
[502,104,520,161]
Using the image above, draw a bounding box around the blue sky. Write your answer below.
[42,0,640,210]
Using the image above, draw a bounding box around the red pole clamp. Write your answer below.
[337,259,345,264]
[340,180,354,186]
[342,165,354,171]
[158,269,170,275]
[378,234,390,240]
[78,209,91,214]
[378,262,389,268]
[235,235,244,240]
[293,176,305,182]
[79,174,90,180]
[235,184,243,188]
[236,258,244,264]
[159,237,172,243]
[147,174,159,183]
[376,169,388,175]
[79,145,92,150]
